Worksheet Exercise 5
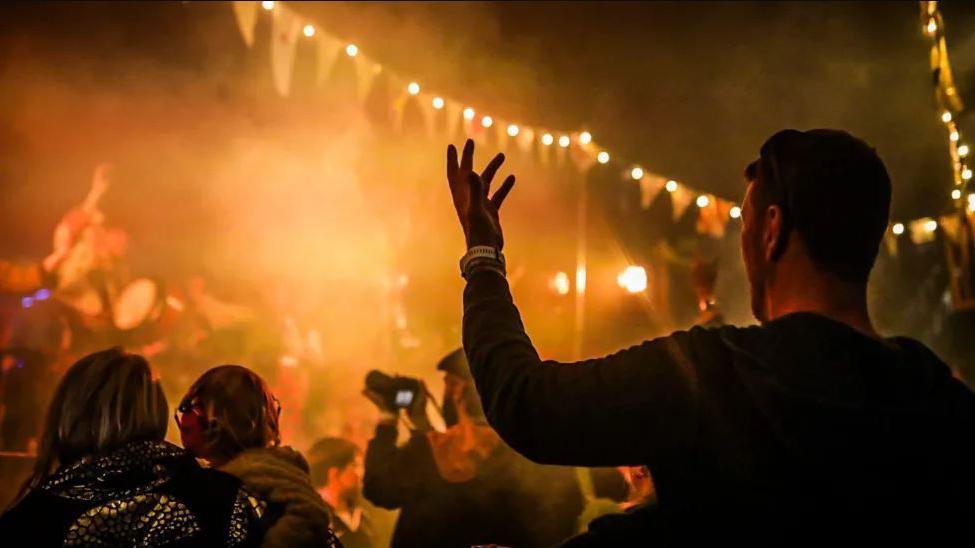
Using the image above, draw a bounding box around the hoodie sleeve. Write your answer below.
[463,271,702,467]
[362,424,432,509]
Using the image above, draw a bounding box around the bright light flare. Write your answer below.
[617,266,648,294]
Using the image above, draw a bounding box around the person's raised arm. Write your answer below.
[447,140,701,467]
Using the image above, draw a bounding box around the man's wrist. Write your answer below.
[460,246,506,279]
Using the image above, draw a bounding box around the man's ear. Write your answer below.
[764,204,786,262]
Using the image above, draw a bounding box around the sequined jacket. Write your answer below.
[0,440,263,547]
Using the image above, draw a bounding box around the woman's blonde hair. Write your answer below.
[180,365,280,464]
[17,348,168,501]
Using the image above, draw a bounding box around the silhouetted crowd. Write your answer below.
[2,129,975,546]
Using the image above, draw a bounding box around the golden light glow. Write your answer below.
[432,96,445,110]
[696,195,710,208]
[407,82,420,95]
[952,189,962,200]
[558,135,571,148]
[959,144,970,157]
[665,180,678,193]
[262,1,275,10]
[968,194,975,213]
[542,133,554,146]
[345,44,359,57]
[730,206,742,219]
[927,19,938,35]
[630,167,644,180]
[597,151,610,164]
[579,131,592,145]
[507,124,519,137]
[575,267,587,294]
[481,115,493,128]
[463,107,476,121]
[303,24,315,38]
[892,222,905,236]
[551,272,571,295]
[942,111,953,123]
[617,266,648,294]
[950,131,959,142]
[963,168,973,181]
[924,219,938,233]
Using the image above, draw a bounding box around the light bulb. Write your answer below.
[925,219,938,232]
[579,131,592,145]
[262,1,275,10]
[951,131,960,142]
[730,206,742,219]
[542,133,554,146]
[630,167,644,180]
[696,195,710,208]
[463,108,476,121]
[963,168,973,181]
[892,223,905,236]
[952,189,962,200]
[942,111,953,123]
[558,135,571,148]
[507,124,519,137]
[552,272,571,296]
[432,97,445,109]
[303,24,315,37]
[597,151,610,164]
[959,144,970,157]
[481,116,493,128]
[665,180,678,193]
[407,82,420,95]
[345,44,359,57]
[617,266,648,294]
[927,19,938,34]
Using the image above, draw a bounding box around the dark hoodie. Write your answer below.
[463,272,975,544]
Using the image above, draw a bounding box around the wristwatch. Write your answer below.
[460,246,506,279]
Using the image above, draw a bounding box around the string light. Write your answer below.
[507,124,520,137]
[729,206,742,219]
[345,44,359,57]
[952,189,962,200]
[579,131,592,145]
[542,133,554,146]
[665,180,679,193]
[407,82,420,95]
[696,195,710,208]
[463,107,476,121]
[302,24,315,38]
[432,96,445,110]
[262,0,275,10]
[597,151,610,164]
[963,168,973,181]
[959,144,970,157]
[941,111,953,123]
[892,222,905,236]
[950,131,959,142]
[617,266,648,294]
[925,219,938,233]
[630,167,644,180]
[551,272,571,296]
[558,135,571,148]
[481,115,493,128]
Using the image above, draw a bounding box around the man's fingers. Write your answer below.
[491,175,516,209]
[447,144,458,182]
[461,139,474,172]
[481,153,506,194]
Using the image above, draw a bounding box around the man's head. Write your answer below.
[741,129,891,322]
[308,437,362,503]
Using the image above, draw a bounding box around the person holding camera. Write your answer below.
[446,133,975,543]
[361,349,582,547]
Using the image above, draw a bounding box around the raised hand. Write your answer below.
[446,139,516,249]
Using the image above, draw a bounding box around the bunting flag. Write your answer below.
[639,175,666,210]
[315,32,342,86]
[231,1,259,48]
[909,217,938,245]
[670,185,694,221]
[516,127,535,154]
[444,100,463,139]
[417,94,436,138]
[270,6,301,96]
[696,195,732,238]
[354,54,382,102]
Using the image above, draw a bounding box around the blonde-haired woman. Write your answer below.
[0,348,262,546]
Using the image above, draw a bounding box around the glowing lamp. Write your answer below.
[345,44,359,57]
[303,24,315,38]
[558,135,571,148]
[597,151,610,164]
[542,133,554,146]
[262,1,275,10]
[942,111,953,123]
[552,272,571,296]
[507,124,519,137]
[432,97,445,109]
[407,82,420,95]
[481,116,493,128]
[463,107,476,121]
[630,167,644,180]
[892,223,905,236]
[665,180,678,193]
[924,219,938,233]
[730,206,742,219]
[617,266,648,294]
[952,189,962,200]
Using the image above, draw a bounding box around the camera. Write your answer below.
[365,370,423,410]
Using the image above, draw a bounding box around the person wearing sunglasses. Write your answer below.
[177,365,340,547]
[446,131,975,544]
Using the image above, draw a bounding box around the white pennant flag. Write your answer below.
[315,31,342,85]
[354,53,382,102]
[639,175,666,209]
[670,184,693,220]
[270,6,301,96]
[232,1,259,48]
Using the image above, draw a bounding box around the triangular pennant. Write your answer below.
[695,195,732,238]
[232,1,260,48]
[909,217,938,245]
[517,127,535,154]
[568,140,597,173]
[315,31,342,86]
[639,175,666,209]
[670,185,693,220]
[354,53,382,103]
[417,94,436,138]
[445,100,463,139]
[391,93,409,133]
[270,5,301,96]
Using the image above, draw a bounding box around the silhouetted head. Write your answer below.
[741,129,891,322]
[308,437,362,503]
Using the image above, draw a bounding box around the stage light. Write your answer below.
[481,116,493,128]
[551,272,571,295]
[665,180,678,192]
[432,96,444,109]
[730,206,742,219]
[463,107,476,121]
[630,167,644,180]
[959,144,970,157]
[942,111,952,123]
[927,19,937,35]
[345,44,359,57]
[579,131,592,145]
[262,1,275,10]
[952,189,962,200]
[925,219,938,233]
[597,151,610,164]
[303,24,315,37]
[558,135,571,148]
[617,266,647,294]
[507,124,519,137]
[951,131,959,142]
[696,195,710,208]
[407,82,420,95]
[892,223,905,236]
[542,133,554,146]
[963,168,973,181]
